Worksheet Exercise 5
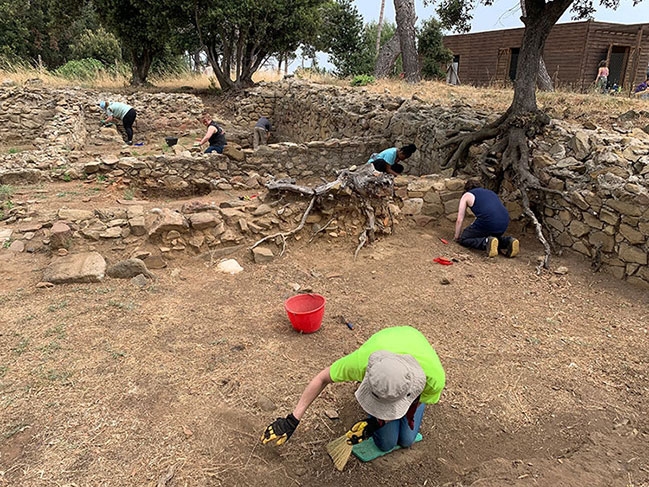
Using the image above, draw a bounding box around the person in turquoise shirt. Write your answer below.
[367,143,417,176]
[261,326,445,452]
[99,100,137,145]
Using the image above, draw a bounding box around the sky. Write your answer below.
[355,0,645,33]
[289,0,645,72]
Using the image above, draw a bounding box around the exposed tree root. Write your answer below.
[355,201,376,259]
[254,165,394,257]
[442,110,555,270]
[250,196,316,256]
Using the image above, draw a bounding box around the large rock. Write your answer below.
[43,252,107,284]
[148,208,188,237]
[107,258,154,279]
[50,222,73,249]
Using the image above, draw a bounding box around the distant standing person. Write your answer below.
[595,60,609,93]
[197,113,227,154]
[253,116,271,150]
[367,144,417,176]
[99,100,137,145]
[454,179,519,258]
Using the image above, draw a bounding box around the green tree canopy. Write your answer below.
[94,0,182,84]
[316,0,397,77]
[0,0,92,68]
[417,18,452,80]
[192,0,328,90]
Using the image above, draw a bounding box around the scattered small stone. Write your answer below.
[107,258,155,279]
[554,266,569,275]
[131,274,149,288]
[324,409,339,420]
[143,255,167,269]
[217,259,243,274]
[36,281,55,289]
[256,395,277,412]
[8,240,25,253]
[440,277,451,285]
[252,246,274,263]
[57,248,69,256]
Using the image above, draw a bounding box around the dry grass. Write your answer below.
[1,64,646,126]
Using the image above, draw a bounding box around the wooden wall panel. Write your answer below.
[443,21,649,91]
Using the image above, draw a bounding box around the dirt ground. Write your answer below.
[1,176,648,487]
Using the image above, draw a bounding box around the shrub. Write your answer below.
[70,28,122,66]
[350,74,375,86]
[55,58,105,81]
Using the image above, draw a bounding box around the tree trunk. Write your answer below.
[130,48,153,86]
[375,0,386,56]
[519,0,554,92]
[393,0,419,83]
[374,35,401,78]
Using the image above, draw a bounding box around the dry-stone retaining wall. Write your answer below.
[1,80,648,286]
[223,80,491,175]
[0,82,203,150]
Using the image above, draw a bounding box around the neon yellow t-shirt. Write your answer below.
[329,326,446,404]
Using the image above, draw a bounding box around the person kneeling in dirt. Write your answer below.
[454,178,519,258]
[99,100,137,145]
[261,326,445,452]
[367,143,417,176]
[196,113,227,154]
[253,116,271,150]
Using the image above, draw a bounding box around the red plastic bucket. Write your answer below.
[284,293,326,333]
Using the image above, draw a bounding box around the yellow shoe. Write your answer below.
[486,237,499,258]
[499,237,519,257]
[508,238,519,258]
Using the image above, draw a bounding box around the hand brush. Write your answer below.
[326,419,372,471]
[326,434,353,471]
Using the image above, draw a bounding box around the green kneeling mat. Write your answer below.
[352,433,423,462]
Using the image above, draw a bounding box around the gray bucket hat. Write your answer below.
[355,350,426,421]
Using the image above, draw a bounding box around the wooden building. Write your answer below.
[442,21,649,92]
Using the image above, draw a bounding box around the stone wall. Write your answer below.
[0,83,204,150]
[1,80,648,286]
[223,80,490,175]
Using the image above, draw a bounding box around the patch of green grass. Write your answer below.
[97,174,107,182]
[39,340,62,354]
[0,365,8,378]
[62,174,72,182]
[45,323,67,339]
[11,337,29,355]
[351,74,376,86]
[0,184,14,197]
[47,300,69,312]
[44,369,72,382]
[7,148,20,154]
[105,344,126,359]
[123,188,135,200]
[107,299,135,311]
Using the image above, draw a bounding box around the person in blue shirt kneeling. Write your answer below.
[454,178,519,258]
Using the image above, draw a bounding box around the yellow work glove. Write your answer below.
[261,413,300,446]
[345,417,382,445]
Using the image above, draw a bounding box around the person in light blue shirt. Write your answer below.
[99,100,137,145]
[367,144,416,176]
